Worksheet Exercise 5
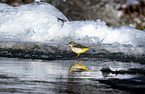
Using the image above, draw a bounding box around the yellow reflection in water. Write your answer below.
[69,59,89,74]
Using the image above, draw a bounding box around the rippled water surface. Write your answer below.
[0,57,143,94]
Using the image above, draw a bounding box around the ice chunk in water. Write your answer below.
[16,2,68,21]
[0,2,145,48]
[0,2,68,42]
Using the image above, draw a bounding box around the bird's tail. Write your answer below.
[88,45,98,48]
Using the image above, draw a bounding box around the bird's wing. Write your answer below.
[73,43,87,48]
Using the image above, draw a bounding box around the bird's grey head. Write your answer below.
[68,41,75,46]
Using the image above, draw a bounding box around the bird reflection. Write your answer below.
[69,59,89,74]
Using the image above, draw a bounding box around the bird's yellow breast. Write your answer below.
[70,46,89,54]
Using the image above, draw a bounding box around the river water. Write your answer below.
[0,57,144,94]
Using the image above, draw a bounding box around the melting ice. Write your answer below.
[0,2,145,56]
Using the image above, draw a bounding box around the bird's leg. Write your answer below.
[75,54,80,58]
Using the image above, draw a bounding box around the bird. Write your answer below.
[67,41,97,58]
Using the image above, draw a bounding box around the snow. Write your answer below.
[127,0,139,5]
[0,2,145,55]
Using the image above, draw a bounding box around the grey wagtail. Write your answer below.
[67,41,97,58]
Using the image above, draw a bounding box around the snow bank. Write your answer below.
[0,2,145,56]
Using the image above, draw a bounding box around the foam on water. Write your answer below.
[0,2,145,56]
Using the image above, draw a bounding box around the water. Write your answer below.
[0,57,144,94]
